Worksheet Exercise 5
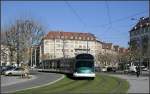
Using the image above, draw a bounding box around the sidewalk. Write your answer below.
[108,74,149,93]
[1,75,37,87]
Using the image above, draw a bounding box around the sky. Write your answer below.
[1,1,149,48]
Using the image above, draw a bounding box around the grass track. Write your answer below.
[14,74,129,94]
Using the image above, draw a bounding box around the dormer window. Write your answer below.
[65,36,68,39]
[75,37,78,39]
[79,37,81,40]
[61,36,64,39]
[146,23,149,26]
[70,36,73,39]
[134,26,137,29]
[57,36,60,39]
[87,37,90,40]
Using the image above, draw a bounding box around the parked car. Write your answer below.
[142,67,148,71]
[0,66,16,75]
[4,67,24,76]
[129,66,136,72]
[101,67,107,72]
[107,67,117,72]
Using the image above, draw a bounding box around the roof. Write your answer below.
[113,45,119,51]
[43,31,96,41]
[119,47,128,53]
[102,42,113,49]
[130,17,149,32]
[96,40,103,44]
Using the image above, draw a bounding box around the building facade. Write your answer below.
[39,31,96,62]
[1,44,17,66]
[32,31,128,68]
[1,44,10,66]
[129,17,150,67]
[95,40,120,67]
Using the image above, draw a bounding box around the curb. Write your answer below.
[7,74,65,93]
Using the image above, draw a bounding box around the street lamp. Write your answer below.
[131,17,144,74]
[16,28,20,68]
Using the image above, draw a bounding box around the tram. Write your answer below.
[38,53,95,79]
[73,54,95,78]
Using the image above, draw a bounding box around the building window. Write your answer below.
[56,39,60,42]
[71,50,73,52]
[83,46,86,48]
[87,37,90,40]
[57,36,60,39]
[70,36,73,39]
[56,44,61,47]
[75,37,78,39]
[79,37,81,40]
[61,36,64,39]
[44,40,49,44]
[145,27,148,33]
[83,37,85,40]
[79,45,82,48]
[65,36,68,39]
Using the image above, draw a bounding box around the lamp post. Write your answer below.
[131,17,144,74]
[16,28,20,67]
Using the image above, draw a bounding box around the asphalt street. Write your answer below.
[1,70,63,93]
[1,75,37,87]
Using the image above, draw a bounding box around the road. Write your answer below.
[1,70,63,93]
[1,75,37,87]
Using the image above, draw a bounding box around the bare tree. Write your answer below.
[4,19,44,67]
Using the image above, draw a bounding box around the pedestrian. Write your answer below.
[136,66,140,77]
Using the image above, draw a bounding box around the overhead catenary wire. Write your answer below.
[104,0,112,32]
[65,1,147,36]
[65,1,86,27]
[105,1,112,27]
[89,10,148,28]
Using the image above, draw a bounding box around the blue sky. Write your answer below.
[1,1,149,48]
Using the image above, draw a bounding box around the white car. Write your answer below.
[5,67,24,76]
[101,67,107,72]
[142,67,148,71]
[129,66,137,72]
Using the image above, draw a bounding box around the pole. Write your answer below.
[35,47,36,67]
[139,19,143,74]
[87,39,89,53]
[17,30,19,67]
[39,45,42,63]
[54,38,56,70]
[31,47,32,67]
[148,25,150,69]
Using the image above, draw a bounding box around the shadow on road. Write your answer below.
[65,74,94,80]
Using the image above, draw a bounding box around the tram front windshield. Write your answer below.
[76,60,94,68]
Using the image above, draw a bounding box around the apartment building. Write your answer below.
[39,31,96,61]
[95,40,122,67]
[1,44,18,66]
[33,31,128,68]
[129,17,150,67]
